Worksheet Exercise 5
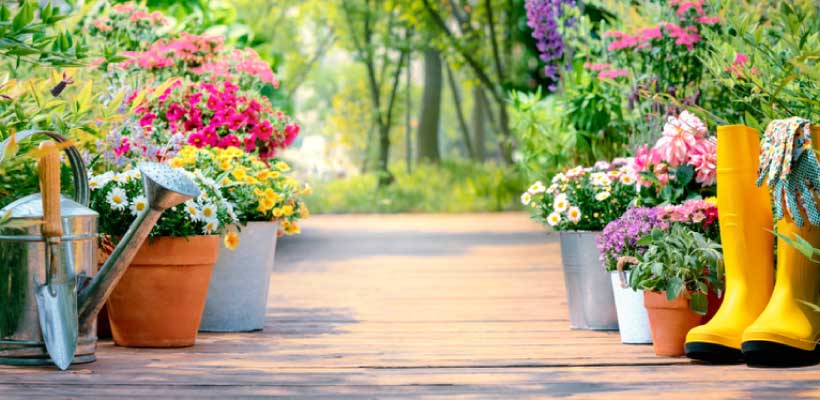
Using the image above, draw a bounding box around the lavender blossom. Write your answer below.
[525,0,577,91]
[596,206,668,270]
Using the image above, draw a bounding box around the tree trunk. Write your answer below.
[416,48,442,163]
[377,123,394,186]
[445,62,475,160]
[471,86,487,162]
[405,51,413,173]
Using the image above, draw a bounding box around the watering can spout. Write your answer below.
[77,162,200,326]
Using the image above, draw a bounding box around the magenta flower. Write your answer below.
[139,113,156,127]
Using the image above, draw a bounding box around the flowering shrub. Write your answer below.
[656,198,719,240]
[169,145,309,237]
[86,2,169,52]
[118,33,278,89]
[631,110,716,206]
[88,167,239,243]
[523,161,637,231]
[107,79,299,163]
[597,206,667,272]
[598,197,719,273]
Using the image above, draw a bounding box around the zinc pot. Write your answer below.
[558,231,618,330]
[107,235,218,348]
[644,291,703,356]
[200,222,279,332]
[610,271,652,344]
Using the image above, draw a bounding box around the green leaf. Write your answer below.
[690,291,708,315]
[12,1,34,32]
[666,277,683,301]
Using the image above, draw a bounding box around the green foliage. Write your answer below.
[629,224,724,314]
[700,0,819,128]
[0,1,87,68]
[309,160,526,213]
[509,90,574,180]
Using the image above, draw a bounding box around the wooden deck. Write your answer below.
[1,213,818,399]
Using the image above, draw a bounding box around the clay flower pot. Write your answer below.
[107,235,219,348]
[644,291,703,357]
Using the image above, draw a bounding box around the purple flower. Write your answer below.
[597,207,668,270]
[525,0,577,91]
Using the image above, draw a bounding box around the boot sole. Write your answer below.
[742,340,820,368]
[685,342,744,364]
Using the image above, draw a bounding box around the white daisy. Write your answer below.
[553,196,569,213]
[106,188,128,211]
[521,192,532,206]
[551,173,566,184]
[130,196,148,215]
[528,181,546,194]
[547,212,561,226]
[202,218,220,234]
[620,175,635,185]
[567,206,582,224]
[200,203,217,220]
[595,191,611,201]
[184,201,201,221]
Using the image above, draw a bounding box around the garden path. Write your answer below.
[0,213,818,398]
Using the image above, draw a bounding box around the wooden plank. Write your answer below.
[0,213,816,398]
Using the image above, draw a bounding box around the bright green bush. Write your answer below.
[309,161,526,214]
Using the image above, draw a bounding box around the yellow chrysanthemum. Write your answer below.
[224,231,240,250]
[281,205,294,217]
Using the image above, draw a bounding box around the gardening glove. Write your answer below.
[756,117,820,226]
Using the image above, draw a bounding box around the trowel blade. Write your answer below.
[35,278,79,371]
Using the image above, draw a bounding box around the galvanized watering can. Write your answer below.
[0,130,200,370]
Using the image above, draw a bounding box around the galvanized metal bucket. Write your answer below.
[199,221,279,332]
[610,271,652,344]
[558,231,618,330]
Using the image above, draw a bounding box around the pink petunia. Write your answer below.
[139,113,156,127]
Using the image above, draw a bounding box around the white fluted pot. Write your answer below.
[610,271,652,344]
[200,221,279,332]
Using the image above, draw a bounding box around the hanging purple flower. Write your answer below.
[525,0,577,91]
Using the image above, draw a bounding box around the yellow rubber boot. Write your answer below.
[685,125,775,363]
[741,126,820,367]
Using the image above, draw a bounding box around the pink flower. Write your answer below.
[696,16,720,25]
[675,0,704,16]
[166,104,185,123]
[114,138,130,157]
[283,123,300,148]
[678,110,708,138]
[608,35,639,51]
[638,26,663,42]
[688,137,717,186]
[139,113,156,127]
[632,145,662,174]
[654,110,707,166]
[598,69,629,79]
[187,132,206,148]
[665,24,701,50]
[726,52,759,78]
[584,62,611,71]
[218,134,241,149]
[252,120,273,141]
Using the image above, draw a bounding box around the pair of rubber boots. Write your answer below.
[684,125,820,367]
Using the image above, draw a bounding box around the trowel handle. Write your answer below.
[38,141,63,239]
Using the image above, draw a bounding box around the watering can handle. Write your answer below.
[0,130,89,206]
[38,142,63,238]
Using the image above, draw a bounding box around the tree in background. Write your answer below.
[338,0,409,186]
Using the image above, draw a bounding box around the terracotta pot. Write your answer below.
[644,291,703,357]
[107,235,219,348]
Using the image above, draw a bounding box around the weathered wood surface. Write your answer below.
[1,213,817,399]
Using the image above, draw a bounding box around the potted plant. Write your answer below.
[597,206,667,344]
[89,167,239,347]
[629,224,724,356]
[170,145,309,332]
[524,161,636,330]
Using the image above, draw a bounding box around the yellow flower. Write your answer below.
[301,204,310,218]
[275,161,290,172]
[221,177,232,185]
[302,184,313,195]
[224,232,240,251]
[705,196,717,205]
[263,188,281,203]
[232,167,247,181]
[256,170,272,181]
[273,207,284,218]
[281,205,294,216]
[170,158,185,168]
[270,171,281,179]
[285,222,300,235]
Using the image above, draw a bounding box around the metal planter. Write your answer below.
[610,271,652,344]
[558,231,618,330]
[200,222,279,332]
